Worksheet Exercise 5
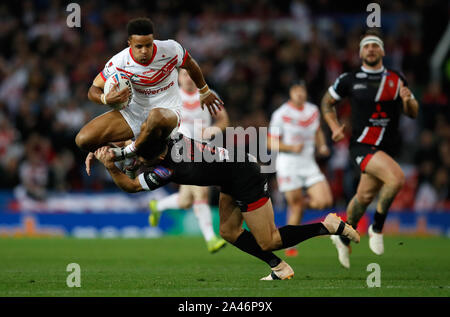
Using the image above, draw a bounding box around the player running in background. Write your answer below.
[148,69,229,253]
[321,29,419,268]
[268,83,333,257]
[91,132,360,280]
[76,17,223,172]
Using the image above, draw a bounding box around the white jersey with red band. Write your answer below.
[101,39,187,111]
[269,101,321,173]
[177,88,212,140]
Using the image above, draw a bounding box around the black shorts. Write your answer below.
[220,161,270,212]
[349,142,398,173]
[349,143,379,173]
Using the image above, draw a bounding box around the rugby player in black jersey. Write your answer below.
[90,131,360,280]
[321,29,419,268]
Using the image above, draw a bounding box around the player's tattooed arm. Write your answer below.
[94,146,143,193]
[321,91,345,142]
[181,54,224,116]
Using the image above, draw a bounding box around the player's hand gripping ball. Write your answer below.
[103,72,133,110]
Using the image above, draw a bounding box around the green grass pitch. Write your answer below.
[0,236,449,297]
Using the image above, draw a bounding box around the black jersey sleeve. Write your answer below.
[137,166,174,191]
[328,72,352,101]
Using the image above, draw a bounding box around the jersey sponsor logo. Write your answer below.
[369,103,390,127]
[356,72,368,78]
[134,81,174,95]
[353,83,367,90]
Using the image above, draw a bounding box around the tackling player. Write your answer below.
[268,83,333,257]
[321,29,419,268]
[148,69,229,253]
[75,17,223,170]
[91,132,360,280]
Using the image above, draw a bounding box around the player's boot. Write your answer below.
[284,247,298,257]
[148,200,161,227]
[368,225,384,255]
[322,213,360,243]
[330,235,351,269]
[260,261,294,280]
[207,236,227,253]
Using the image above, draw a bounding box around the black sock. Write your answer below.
[278,223,329,250]
[232,230,282,268]
[339,222,356,246]
[372,211,387,233]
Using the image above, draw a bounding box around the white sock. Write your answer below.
[157,193,180,211]
[193,202,216,241]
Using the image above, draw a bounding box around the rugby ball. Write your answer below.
[103,72,133,110]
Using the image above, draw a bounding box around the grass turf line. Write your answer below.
[0,236,449,297]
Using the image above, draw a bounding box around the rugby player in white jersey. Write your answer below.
[148,69,229,253]
[268,83,333,257]
[75,17,223,171]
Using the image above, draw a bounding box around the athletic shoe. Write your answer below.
[207,236,227,253]
[330,235,351,269]
[148,200,161,227]
[260,261,294,280]
[284,247,298,257]
[322,213,360,243]
[368,225,384,255]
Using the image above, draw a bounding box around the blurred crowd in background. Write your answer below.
[0,0,449,212]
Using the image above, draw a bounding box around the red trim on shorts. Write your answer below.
[246,197,269,212]
[360,153,374,172]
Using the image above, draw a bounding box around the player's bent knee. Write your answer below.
[75,131,93,151]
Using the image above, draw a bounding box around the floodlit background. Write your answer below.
[0,0,449,238]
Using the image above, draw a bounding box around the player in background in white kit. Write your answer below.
[76,17,223,172]
[148,69,229,253]
[268,83,333,257]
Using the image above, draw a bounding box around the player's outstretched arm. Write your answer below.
[94,146,143,193]
[181,54,224,116]
[321,91,345,142]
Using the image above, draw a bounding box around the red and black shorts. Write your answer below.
[220,160,270,213]
[349,142,379,173]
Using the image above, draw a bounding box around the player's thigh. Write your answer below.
[76,110,133,150]
[284,187,304,206]
[355,172,383,205]
[307,180,333,207]
[218,193,244,242]
[178,185,194,209]
[364,151,405,188]
[242,199,281,250]
[191,186,209,202]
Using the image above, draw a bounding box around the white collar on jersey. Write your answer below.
[361,65,385,74]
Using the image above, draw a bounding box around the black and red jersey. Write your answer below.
[328,66,407,151]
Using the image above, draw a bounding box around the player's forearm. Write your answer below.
[88,85,105,105]
[315,128,327,148]
[403,98,419,119]
[106,164,142,193]
[321,92,341,132]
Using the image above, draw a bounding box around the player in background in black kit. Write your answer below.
[321,29,419,268]
[90,130,360,280]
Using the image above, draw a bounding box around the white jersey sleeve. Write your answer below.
[268,109,283,138]
[100,52,125,81]
[167,40,188,68]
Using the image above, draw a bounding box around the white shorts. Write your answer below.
[120,101,181,138]
[276,165,326,193]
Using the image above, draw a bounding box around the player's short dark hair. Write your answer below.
[361,28,383,41]
[127,17,154,37]
[136,139,167,162]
